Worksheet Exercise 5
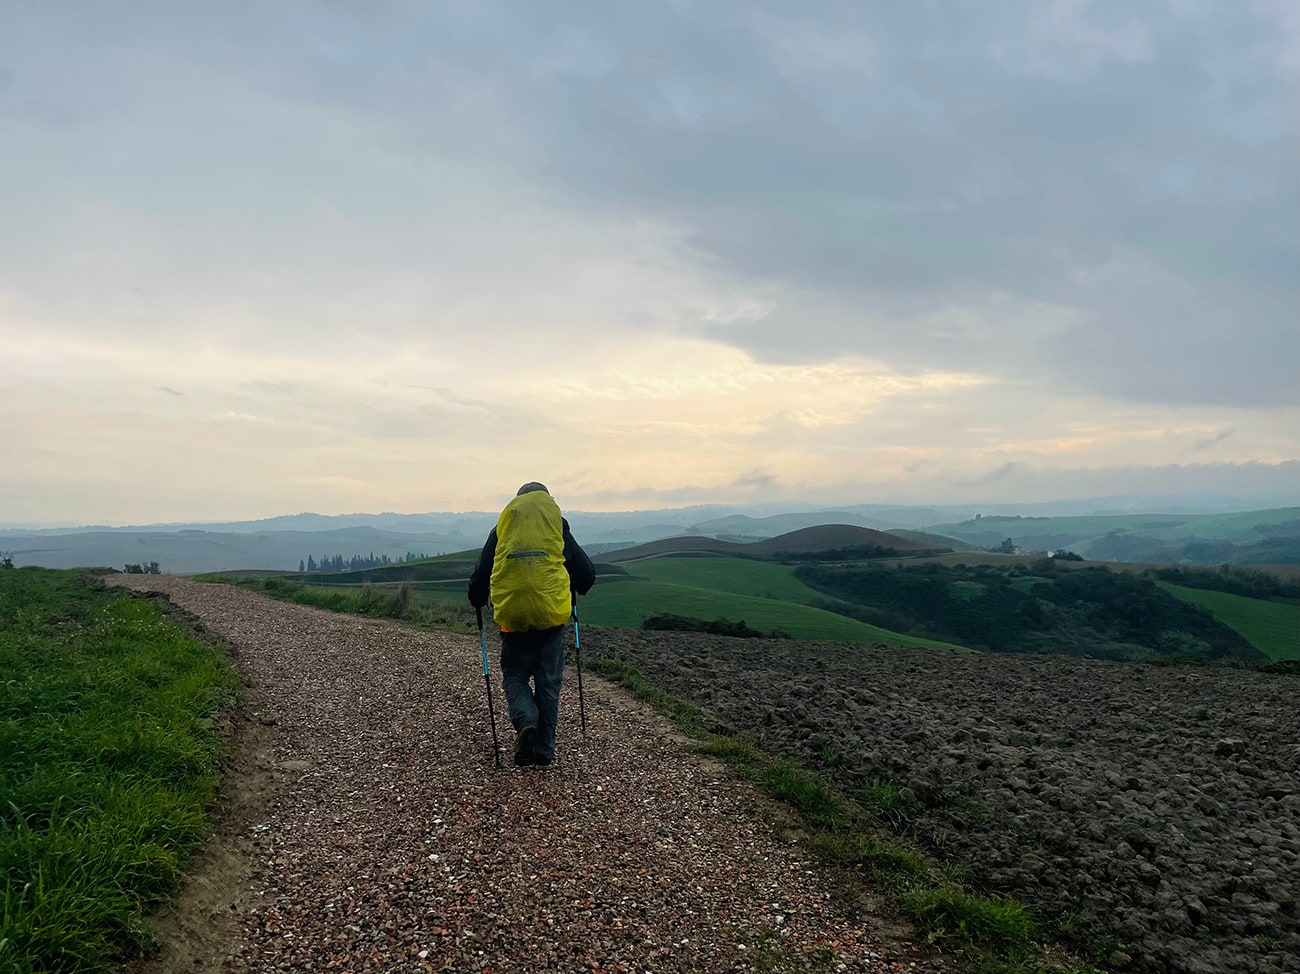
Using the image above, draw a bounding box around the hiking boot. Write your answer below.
[513,726,538,766]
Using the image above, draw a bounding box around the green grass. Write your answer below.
[901,887,1036,956]
[857,779,907,825]
[1158,582,1300,661]
[0,567,239,973]
[625,557,829,603]
[210,576,481,635]
[578,575,968,650]
[582,657,707,731]
[950,580,988,601]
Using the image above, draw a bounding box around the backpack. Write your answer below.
[489,490,571,631]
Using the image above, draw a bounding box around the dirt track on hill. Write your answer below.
[107,576,937,974]
[580,628,1300,974]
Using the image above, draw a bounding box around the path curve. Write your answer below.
[110,576,936,974]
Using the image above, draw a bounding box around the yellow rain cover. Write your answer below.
[490,490,571,631]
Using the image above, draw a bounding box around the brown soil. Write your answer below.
[582,628,1300,974]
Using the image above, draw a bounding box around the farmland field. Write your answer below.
[584,625,1300,974]
[1159,581,1300,661]
[622,556,828,603]
[577,575,968,649]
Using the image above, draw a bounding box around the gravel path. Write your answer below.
[110,576,934,974]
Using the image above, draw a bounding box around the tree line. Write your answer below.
[298,551,431,573]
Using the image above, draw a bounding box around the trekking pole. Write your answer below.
[477,607,501,768]
[572,591,587,737]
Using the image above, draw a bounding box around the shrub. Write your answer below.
[394,581,413,619]
[1156,629,1213,659]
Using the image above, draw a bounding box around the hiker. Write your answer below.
[468,483,596,767]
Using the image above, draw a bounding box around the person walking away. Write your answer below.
[467,483,595,767]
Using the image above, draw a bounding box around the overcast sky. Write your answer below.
[2,1,1298,524]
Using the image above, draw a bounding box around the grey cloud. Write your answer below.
[158,386,184,397]
[3,1,1296,409]
[402,2,1297,407]
[574,483,739,507]
[733,468,777,489]
[973,462,1024,485]
[570,459,1300,510]
[925,459,1300,506]
[1194,427,1236,451]
[904,457,940,475]
[409,387,505,418]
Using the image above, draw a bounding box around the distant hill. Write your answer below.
[928,507,1300,566]
[8,502,1298,573]
[0,527,477,575]
[597,524,944,563]
[692,511,886,537]
[888,529,981,552]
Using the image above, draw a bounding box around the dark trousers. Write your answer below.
[500,625,565,762]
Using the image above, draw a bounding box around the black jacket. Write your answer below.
[467,517,596,609]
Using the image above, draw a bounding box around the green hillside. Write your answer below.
[578,576,967,650]
[1158,582,1300,662]
[626,557,828,603]
[796,561,1261,662]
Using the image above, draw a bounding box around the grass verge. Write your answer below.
[199,575,480,635]
[586,654,1106,974]
[0,567,239,973]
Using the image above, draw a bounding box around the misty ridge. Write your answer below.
[3,497,1299,575]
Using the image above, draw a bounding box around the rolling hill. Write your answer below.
[691,510,887,536]
[596,524,946,563]
[578,580,966,648]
